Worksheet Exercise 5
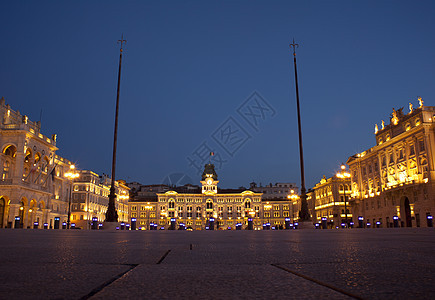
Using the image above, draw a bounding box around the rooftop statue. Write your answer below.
[418,96,423,108]
[409,102,413,114]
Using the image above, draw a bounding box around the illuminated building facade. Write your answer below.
[347,100,435,227]
[311,175,352,228]
[0,97,73,228]
[129,164,295,230]
[70,171,129,229]
[250,182,298,200]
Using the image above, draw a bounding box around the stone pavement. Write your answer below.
[0,228,434,299]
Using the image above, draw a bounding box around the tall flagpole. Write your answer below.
[290,39,310,221]
[106,34,126,222]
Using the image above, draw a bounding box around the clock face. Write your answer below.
[206,178,213,185]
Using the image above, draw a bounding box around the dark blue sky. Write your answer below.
[1,0,434,189]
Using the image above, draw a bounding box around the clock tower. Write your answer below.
[201,164,219,195]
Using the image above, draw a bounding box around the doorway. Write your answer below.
[404,198,412,227]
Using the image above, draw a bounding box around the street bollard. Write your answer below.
[285,218,291,230]
[393,216,399,228]
[33,222,39,229]
[126,224,130,230]
[92,217,99,230]
[14,217,20,229]
[376,221,381,228]
[427,215,433,227]
[170,218,176,230]
[236,223,242,230]
[131,218,137,230]
[54,217,60,229]
[43,223,48,229]
[248,218,253,230]
[98,223,103,229]
[209,218,215,230]
[120,222,125,230]
[321,217,327,229]
[293,222,298,230]
[358,216,364,228]
[62,222,67,229]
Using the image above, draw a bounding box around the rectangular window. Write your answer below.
[419,140,425,152]
[274,212,280,217]
[410,145,415,156]
[131,206,137,211]
[264,212,270,218]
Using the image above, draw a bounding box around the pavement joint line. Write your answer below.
[79,263,138,300]
[156,250,171,264]
[271,263,364,300]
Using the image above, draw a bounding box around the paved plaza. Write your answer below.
[0,228,434,299]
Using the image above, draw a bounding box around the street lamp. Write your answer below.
[336,163,351,228]
[65,164,79,229]
[145,203,153,230]
[288,190,300,223]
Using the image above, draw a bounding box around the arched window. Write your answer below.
[339,184,344,191]
[3,145,16,158]
[244,200,251,209]
[206,200,213,210]
[168,199,175,209]
[34,153,41,164]
[24,149,32,163]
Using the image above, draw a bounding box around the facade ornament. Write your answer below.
[381,120,385,130]
[418,96,423,108]
[391,108,399,125]
[375,124,378,134]
[409,102,413,114]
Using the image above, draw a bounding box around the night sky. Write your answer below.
[1,1,434,189]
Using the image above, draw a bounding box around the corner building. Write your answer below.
[70,171,129,229]
[0,97,73,228]
[347,102,435,227]
[312,175,352,228]
[129,164,294,230]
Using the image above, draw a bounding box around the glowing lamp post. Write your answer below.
[287,190,300,223]
[336,163,351,228]
[65,165,79,229]
[145,203,153,230]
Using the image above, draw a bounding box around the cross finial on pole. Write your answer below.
[289,38,299,56]
[118,34,127,52]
